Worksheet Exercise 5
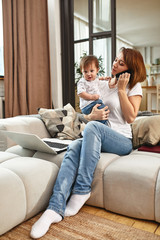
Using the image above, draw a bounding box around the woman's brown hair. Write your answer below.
[120,47,146,89]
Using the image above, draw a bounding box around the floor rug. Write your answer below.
[1,211,160,240]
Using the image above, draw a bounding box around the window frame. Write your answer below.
[60,0,116,108]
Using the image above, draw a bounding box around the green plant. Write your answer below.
[74,52,105,84]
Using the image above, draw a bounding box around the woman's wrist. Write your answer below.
[118,89,126,95]
[83,113,92,121]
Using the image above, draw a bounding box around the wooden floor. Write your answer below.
[81,205,160,236]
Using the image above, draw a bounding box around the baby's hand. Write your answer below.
[99,76,111,81]
[91,94,99,100]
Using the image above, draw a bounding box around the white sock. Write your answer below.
[30,209,62,239]
[65,192,91,217]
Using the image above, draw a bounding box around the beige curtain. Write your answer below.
[2,0,52,117]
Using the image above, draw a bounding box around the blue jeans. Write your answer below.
[82,99,109,125]
[47,121,132,217]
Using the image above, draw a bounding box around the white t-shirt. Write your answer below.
[101,82,142,139]
[77,77,106,109]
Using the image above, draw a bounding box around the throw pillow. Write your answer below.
[38,103,86,140]
[131,115,160,149]
[138,144,160,153]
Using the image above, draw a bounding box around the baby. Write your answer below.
[77,55,109,125]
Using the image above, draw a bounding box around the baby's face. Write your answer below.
[82,62,99,81]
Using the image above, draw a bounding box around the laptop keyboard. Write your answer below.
[44,141,68,149]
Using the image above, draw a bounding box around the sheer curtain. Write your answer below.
[74,15,89,70]
[2,0,52,117]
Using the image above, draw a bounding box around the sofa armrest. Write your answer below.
[0,116,51,151]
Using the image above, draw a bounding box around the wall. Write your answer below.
[116,36,133,55]
[137,46,160,65]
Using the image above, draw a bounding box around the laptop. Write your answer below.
[1,130,72,154]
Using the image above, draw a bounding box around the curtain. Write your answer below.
[2,0,52,117]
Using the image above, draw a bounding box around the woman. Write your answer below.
[30,47,146,239]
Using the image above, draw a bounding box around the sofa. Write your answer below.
[0,110,160,235]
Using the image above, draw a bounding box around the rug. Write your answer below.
[1,211,160,240]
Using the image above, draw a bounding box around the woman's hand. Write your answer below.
[108,72,131,89]
[85,104,110,121]
[117,72,131,91]
[117,72,140,123]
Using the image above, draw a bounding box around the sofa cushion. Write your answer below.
[6,145,36,157]
[103,153,160,220]
[87,153,119,208]
[131,115,160,149]
[0,167,26,235]
[33,151,66,168]
[0,156,59,235]
[0,152,18,163]
[38,103,85,140]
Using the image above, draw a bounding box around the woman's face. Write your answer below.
[111,52,128,76]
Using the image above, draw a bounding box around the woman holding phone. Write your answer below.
[30,47,146,239]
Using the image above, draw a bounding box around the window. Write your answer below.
[60,0,116,108]
[0,0,4,76]
[74,0,115,78]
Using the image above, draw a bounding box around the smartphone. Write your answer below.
[115,69,133,80]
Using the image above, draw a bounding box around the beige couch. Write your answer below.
[0,114,160,235]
